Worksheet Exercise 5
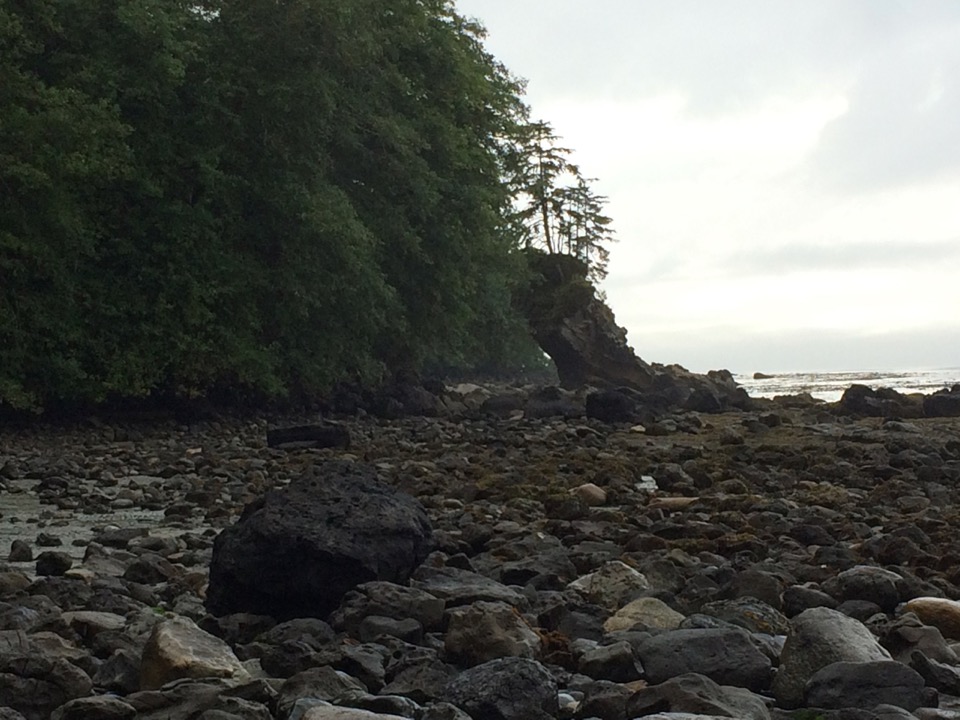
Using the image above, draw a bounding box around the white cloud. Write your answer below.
[456,0,960,372]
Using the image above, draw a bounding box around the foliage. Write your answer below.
[502,119,616,281]
[0,0,606,412]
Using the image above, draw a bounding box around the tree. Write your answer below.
[501,118,616,281]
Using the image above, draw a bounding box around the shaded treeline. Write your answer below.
[0,0,612,412]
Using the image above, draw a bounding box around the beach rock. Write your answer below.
[603,596,686,632]
[411,566,525,608]
[635,627,773,692]
[125,678,273,720]
[35,551,72,576]
[7,541,31,563]
[880,614,958,665]
[782,585,839,617]
[625,673,770,720]
[586,390,638,423]
[49,695,137,720]
[822,565,903,613]
[301,707,408,720]
[331,581,445,635]
[923,389,960,417]
[902,598,960,640]
[577,640,643,682]
[911,651,960,695]
[381,659,454,704]
[139,616,250,690]
[700,597,790,635]
[574,482,607,506]
[803,660,931,711]
[772,606,893,708]
[567,560,650,610]
[276,666,367,719]
[0,653,92,720]
[206,461,433,620]
[266,423,351,449]
[444,601,541,666]
[442,657,558,720]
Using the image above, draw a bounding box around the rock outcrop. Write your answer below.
[206,461,433,620]
[520,252,750,412]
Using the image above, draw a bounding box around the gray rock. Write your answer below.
[49,696,137,720]
[35,551,73,576]
[301,706,407,720]
[357,616,423,644]
[126,679,273,720]
[442,657,558,720]
[277,667,367,719]
[636,627,773,692]
[911,651,960,695]
[444,601,541,666]
[803,660,931,712]
[567,561,650,611]
[206,461,433,620]
[331,581,445,634]
[0,654,92,720]
[419,702,473,720]
[381,659,455,704]
[823,566,904,613]
[577,640,643,682]
[7,541,31,563]
[411,566,525,608]
[139,616,250,690]
[625,672,770,720]
[772,607,892,708]
[700,596,790,635]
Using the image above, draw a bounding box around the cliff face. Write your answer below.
[521,252,750,412]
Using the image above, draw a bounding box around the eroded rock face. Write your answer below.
[206,461,433,620]
[521,252,750,412]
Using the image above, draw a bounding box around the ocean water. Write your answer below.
[735,367,960,402]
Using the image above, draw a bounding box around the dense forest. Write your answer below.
[0,0,614,412]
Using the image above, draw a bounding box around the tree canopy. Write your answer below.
[0,0,616,412]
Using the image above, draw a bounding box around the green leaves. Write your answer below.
[0,0,596,411]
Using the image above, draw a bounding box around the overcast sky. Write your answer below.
[455,0,960,374]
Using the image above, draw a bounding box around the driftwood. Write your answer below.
[266,423,350,450]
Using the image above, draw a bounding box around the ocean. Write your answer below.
[734,367,960,402]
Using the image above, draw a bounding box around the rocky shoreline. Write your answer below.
[3,382,960,720]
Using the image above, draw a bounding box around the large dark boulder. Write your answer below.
[924,386,960,417]
[206,461,433,621]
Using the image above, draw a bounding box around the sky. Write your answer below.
[455,0,960,374]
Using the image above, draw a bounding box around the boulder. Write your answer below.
[567,560,650,611]
[444,601,541,667]
[585,389,638,423]
[603,596,686,633]
[821,565,903,613]
[442,657,558,720]
[625,673,770,720]
[206,461,433,620]
[803,660,931,711]
[902,597,960,639]
[139,616,250,690]
[49,696,137,720]
[772,606,892,708]
[635,627,773,692]
[923,388,960,417]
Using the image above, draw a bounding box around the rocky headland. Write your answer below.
[3,381,960,720]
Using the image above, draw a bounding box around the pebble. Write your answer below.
[1,393,959,719]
